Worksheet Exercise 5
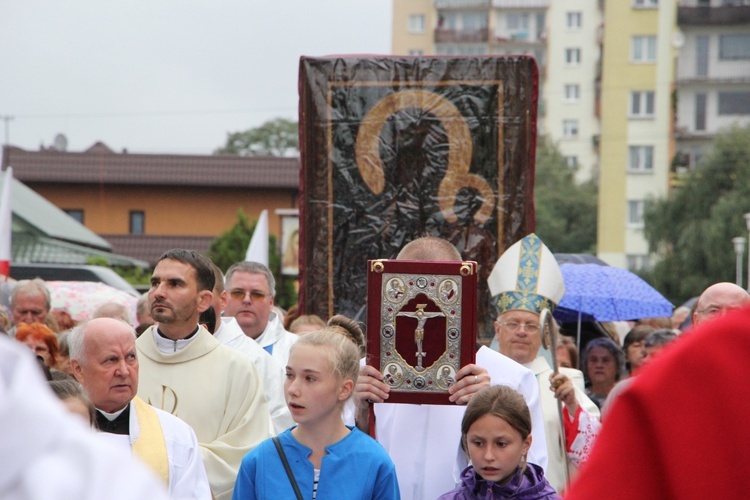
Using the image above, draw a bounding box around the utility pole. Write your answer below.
[0,115,13,169]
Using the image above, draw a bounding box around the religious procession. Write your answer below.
[3,1,750,499]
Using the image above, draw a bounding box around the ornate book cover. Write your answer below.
[366,259,477,405]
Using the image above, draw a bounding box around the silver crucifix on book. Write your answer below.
[397,304,444,370]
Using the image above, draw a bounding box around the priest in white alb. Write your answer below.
[68,317,211,499]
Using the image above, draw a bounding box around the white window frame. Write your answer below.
[408,49,424,56]
[628,145,655,173]
[564,84,580,102]
[633,0,658,8]
[565,48,581,66]
[630,91,655,118]
[563,119,579,138]
[627,200,645,227]
[631,36,657,63]
[565,156,578,169]
[408,14,426,33]
[566,12,582,30]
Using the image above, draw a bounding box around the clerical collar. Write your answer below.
[96,404,130,435]
[154,325,200,353]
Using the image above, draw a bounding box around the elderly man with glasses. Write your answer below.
[222,261,298,367]
[692,282,750,327]
[490,233,600,493]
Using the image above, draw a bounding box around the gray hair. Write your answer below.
[644,329,677,349]
[10,279,51,310]
[92,302,132,325]
[581,336,626,383]
[68,319,136,364]
[136,292,150,321]
[225,261,276,296]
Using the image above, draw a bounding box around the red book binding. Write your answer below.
[366,259,477,405]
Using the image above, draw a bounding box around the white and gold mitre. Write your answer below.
[488,233,565,314]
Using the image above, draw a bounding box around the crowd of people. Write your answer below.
[2,236,749,500]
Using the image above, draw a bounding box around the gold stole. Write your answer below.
[132,396,170,486]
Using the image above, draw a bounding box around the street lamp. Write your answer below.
[744,213,750,290]
[733,237,746,288]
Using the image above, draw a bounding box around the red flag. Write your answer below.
[0,167,12,279]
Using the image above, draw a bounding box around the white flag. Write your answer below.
[0,167,12,278]
[245,209,269,266]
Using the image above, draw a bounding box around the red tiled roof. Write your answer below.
[102,234,215,266]
[3,145,300,189]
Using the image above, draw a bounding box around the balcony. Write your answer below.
[435,0,490,9]
[678,5,750,26]
[491,0,549,7]
[434,28,490,43]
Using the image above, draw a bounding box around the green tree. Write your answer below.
[533,137,598,254]
[207,210,297,309]
[642,125,750,305]
[215,118,299,157]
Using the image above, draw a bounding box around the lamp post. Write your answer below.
[733,237,746,288]
[744,213,750,290]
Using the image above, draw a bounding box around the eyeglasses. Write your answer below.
[696,305,741,318]
[497,321,540,334]
[228,289,271,302]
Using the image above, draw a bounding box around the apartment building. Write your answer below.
[597,0,678,270]
[391,0,602,181]
[674,0,750,171]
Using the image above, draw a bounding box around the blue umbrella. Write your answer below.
[554,263,674,322]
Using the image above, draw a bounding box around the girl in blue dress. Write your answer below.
[233,315,400,500]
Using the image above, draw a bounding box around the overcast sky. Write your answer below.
[0,1,392,155]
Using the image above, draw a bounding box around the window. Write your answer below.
[129,211,145,235]
[507,13,530,31]
[627,200,645,227]
[631,36,657,62]
[633,0,658,7]
[630,91,655,118]
[563,120,579,138]
[408,14,425,33]
[566,12,582,29]
[719,35,750,60]
[535,12,546,40]
[408,49,424,56]
[64,209,84,224]
[463,12,487,31]
[718,92,750,115]
[626,254,651,272]
[565,156,578,169]
[696,36,709,77]
[628,146,654,172]
[565,48,581,65]
[695,93,707,131]
[564,84,580,102]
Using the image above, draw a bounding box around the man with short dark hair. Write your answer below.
[69,317,211,498]
[136,249,272,499]
[223,260,297,366]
